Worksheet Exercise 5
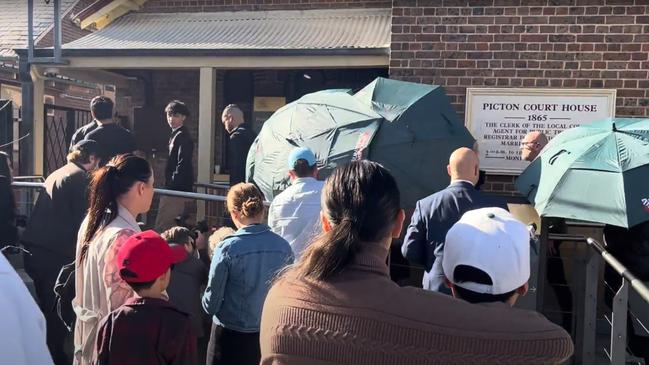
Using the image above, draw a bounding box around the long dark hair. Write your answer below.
[291,160,401,281]
[79,153,151,263]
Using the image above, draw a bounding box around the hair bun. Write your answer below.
[241,196,263,217]
[226,183,265,219]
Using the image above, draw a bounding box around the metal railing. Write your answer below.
[540,224,649,365]
[585,238,649,365]
[11,181,270,230]
[12,181,228,202]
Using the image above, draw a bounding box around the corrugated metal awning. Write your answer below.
[63,8,391,56]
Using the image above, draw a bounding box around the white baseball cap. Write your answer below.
[442,207,530,295]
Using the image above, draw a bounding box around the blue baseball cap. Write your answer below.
[287,147,317,169]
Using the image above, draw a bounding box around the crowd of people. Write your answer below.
[19,93,649,365]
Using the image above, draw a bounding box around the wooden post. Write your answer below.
[197,67,216,220]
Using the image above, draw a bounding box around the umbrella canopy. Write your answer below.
[246,77,475,208]
[515,118,649,228]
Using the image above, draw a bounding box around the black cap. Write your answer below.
[72,139,99,155]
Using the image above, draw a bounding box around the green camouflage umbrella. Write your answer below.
[515,118,649,228]
[246,77,474,208]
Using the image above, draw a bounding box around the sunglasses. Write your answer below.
[520,141,540,149]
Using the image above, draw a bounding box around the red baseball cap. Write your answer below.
[117,230,187,283]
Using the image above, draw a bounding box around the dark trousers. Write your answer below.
[23,247,73,365]
[206,323,260,365]
[547,243,573,332]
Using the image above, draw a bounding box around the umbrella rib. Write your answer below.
[298,101,379,119]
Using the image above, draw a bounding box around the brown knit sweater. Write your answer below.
[260,243,573,365]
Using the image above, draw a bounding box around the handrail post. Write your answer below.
[610,279,629,365]
[574,249,599,364]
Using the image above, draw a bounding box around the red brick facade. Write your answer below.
[390,0,649,119]
[140,0,390,12]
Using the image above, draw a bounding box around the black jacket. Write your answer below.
[69,121,98,151]
[603,222,649,281]
[165,126,194,192]
[227,124,256,186]
[166,254,209,338]
[85,123,137,165]
[0,175,17,248]
[21,162,90,261]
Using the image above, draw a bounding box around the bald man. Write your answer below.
[520,131,548,162]
[222,104,256,186]
[402,147,508,292]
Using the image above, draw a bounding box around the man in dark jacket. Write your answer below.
[22,139,100,365]
[221,104,256,186]
[84,96,137,164]
[155,101,195,232]
[401,147,507,292]
[68,97,102,151]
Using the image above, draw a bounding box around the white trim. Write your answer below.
[61,55,389,69]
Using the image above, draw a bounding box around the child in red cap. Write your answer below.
[93,230,197,365]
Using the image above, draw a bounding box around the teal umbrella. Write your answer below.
[246,77,475,208]
[515,118,649,228]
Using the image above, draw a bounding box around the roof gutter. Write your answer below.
[59,47,390,58]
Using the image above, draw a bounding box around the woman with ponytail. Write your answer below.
[260,160,573,365]
[72,154,154,365]
[202,183,293,365]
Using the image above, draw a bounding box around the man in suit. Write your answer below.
[155,100,195,232]
[22,139,100,364]
[402,147,506,292]
[221,104,256,186]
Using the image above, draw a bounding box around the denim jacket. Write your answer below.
[202,224,293,332]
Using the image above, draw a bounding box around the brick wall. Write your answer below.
[390,0,649,195]
[390,0,649,118]
[140,0,390,12]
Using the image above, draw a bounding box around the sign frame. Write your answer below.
[465,88,617,175]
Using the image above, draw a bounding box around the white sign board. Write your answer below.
[466,88,616,174]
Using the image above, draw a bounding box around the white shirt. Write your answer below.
[450,179,475,186]
[73,205,141,365]
[268,177,324,259]
[0,254,54,365]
